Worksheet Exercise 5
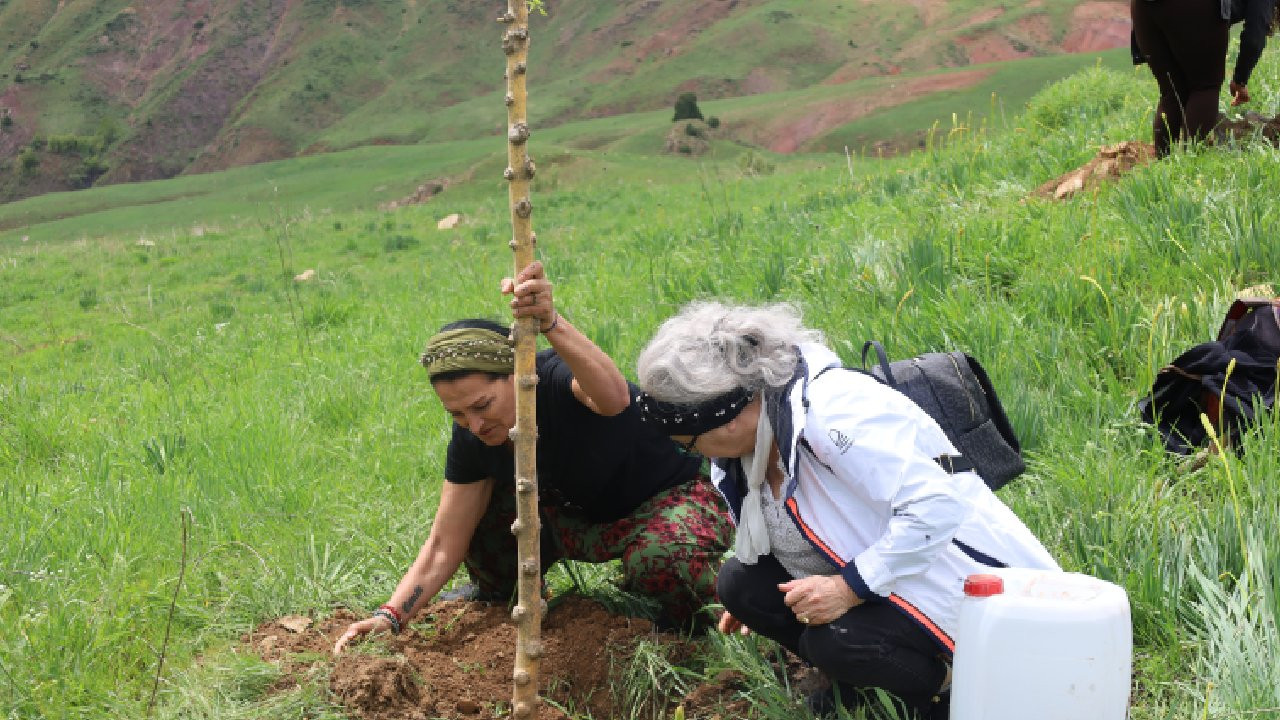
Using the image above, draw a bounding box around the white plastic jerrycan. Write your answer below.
[950,567,1132,720]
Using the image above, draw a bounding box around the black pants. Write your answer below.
[718,554,949,716]
[1131,0,1229,157]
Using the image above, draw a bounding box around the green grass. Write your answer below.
[4,54,1280,720]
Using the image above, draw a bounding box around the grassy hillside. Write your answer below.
[0,48,1132,243]
[4,54,1280,719]
[0,0,1131,202]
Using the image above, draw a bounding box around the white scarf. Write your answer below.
[734,408,775,565]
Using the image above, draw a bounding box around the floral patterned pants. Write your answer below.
[462,473,732,629]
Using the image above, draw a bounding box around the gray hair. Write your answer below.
[637,301,825,404]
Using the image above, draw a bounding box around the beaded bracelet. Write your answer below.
[372,607,402,634]
[540,311,560,334]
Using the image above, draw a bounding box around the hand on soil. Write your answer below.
[717,610,751,636]
[333,615,392,655]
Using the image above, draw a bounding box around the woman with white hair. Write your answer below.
[635,302,1058,718]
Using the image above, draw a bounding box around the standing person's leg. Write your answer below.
[1158,0,1230,145]
[1132,0,1185,156]
[553,475,734,629]
[801,603,951,717]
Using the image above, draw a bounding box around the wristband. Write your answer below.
[372,606,402,634]
[379,603,404,624]
[540,311,560,334]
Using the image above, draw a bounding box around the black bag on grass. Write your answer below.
[1139,298,1280,454]
[818,341,1026,491]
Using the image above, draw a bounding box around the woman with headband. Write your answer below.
[635,302,1057,718]
[334,262,732,653]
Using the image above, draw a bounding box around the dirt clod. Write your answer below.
[331,656,422,709]
[1035,140,1155,200]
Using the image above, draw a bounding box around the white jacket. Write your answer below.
[711,343,1058,653]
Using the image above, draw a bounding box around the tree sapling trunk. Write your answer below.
[499,1,542,718]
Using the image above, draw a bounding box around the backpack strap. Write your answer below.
[861,340,897,386]
[808,355,973,475]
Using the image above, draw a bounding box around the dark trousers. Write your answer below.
[718,554,949,716]
[1131,0,1230,157]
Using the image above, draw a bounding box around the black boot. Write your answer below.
[804,681,860,718]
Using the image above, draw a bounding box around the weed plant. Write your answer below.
[3,53,1280,719]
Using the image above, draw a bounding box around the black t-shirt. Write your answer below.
[444,350,701,522]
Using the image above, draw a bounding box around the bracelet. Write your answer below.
[371,609,400,634]
[373,606,402,634]
[540,311,560,334]
[379,603,404,624]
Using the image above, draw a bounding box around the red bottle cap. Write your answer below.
[964,574,1005,597]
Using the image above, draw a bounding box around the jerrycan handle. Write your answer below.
[964,574,1005,597]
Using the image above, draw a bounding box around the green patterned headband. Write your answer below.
[420,328,515,378]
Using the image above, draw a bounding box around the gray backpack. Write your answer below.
[821,341,1025,491]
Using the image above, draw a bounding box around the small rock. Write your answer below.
[437,213,462,230]
[1237,283,1275,298]
[277,615,313,633]
[294,269,316,282]
[456,699,481,714]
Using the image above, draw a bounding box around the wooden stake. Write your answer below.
[499,2,541,718]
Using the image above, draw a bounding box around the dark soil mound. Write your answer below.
[246,596,747,720]
[1215,111,1280,145]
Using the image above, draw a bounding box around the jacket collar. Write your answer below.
[765,343,843,478]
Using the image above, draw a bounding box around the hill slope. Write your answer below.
[0,0,1131,202]
[3,59,1280,719]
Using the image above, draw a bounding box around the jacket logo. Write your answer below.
[829,428,853,455]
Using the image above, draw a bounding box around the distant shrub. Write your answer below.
[739,150,775,176]
[685,122,702,137]
[384,234,419,252]
[672,92,704,122]
[70,156,108,189]
[19,148,38,174]
[46,134,100,155]
[677,143,692,155]
[706,116,720,129]
[78,288,99,310]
